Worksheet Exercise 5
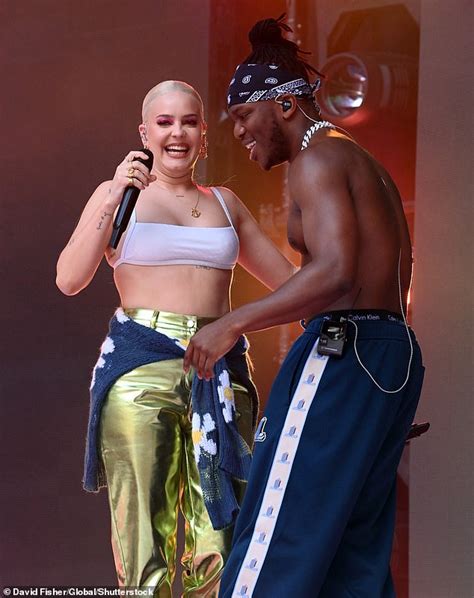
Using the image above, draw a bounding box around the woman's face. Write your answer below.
[140,91,204,177]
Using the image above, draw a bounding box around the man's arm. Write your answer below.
[184,146,359,379]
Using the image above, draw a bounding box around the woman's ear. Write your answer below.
[138,123,148,148]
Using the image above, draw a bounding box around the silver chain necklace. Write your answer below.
[300,120,335,150]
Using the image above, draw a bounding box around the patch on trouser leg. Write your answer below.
[254,417,268,443]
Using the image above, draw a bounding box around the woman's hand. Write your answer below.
[108,150,156,208]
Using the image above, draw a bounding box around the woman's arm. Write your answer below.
[56,181,117,295]
[217,187,297,290]
[56,150,154,295]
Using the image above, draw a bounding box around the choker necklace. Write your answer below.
[300,120,335,151]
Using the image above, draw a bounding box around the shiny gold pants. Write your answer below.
[99,309,254,597]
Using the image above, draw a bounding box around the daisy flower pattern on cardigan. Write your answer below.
[192,412,217,464]
[115,308,130,324]
[217,370,236,423]
[90,336,115,390]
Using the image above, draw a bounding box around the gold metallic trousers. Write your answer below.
[99,309,254,597]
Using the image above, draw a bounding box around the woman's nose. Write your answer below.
[171,123,185,137]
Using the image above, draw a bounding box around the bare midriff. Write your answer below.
[112,263,233,317]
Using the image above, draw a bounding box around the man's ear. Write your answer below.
[275,94,297,118]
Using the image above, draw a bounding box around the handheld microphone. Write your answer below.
[109,148,154,248]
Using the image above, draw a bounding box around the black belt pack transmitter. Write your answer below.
[317,318,347,357]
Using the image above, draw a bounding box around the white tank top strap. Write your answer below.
[211,187,235,228]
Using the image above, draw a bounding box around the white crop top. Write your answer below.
[111,187,240,270]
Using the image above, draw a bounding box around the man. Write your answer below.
[184,16,424,598]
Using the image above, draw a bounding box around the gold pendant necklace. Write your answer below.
[154,178,201,218]
[191,187,201,218]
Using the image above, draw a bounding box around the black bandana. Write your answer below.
[227,63,320,108]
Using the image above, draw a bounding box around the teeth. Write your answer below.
[166,145,188,151]
[245,141,256,150]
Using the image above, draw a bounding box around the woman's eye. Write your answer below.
[157,120,172,126]
[184,119,198,127]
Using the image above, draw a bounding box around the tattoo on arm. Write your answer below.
[96,211,113,230]
[68,237,75,247]
[195,265,211,270]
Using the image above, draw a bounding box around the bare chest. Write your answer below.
[287,201,307,255]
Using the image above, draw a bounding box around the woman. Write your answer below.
[56,80,294,596]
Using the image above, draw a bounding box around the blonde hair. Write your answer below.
[141,80,205,122]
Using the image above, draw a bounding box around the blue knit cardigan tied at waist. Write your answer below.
[83,308,258,530]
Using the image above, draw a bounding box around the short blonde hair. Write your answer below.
[141,81,205,122]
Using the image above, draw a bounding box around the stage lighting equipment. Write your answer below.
[319,51,417,127]
[317,5,419,127]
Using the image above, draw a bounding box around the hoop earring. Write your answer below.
[199,134,208,159]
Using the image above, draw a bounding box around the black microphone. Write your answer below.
[109,148,154,249]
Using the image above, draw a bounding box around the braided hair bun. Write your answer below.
[248,15,292,49]
[244,14,321,81]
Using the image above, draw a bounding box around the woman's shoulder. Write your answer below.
[210,185,244,209]
[202,185,243,226]
[207,185,234,199]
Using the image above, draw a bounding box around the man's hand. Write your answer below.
[183,316,241,380]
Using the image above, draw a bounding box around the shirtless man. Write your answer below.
[184,17,425,598]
